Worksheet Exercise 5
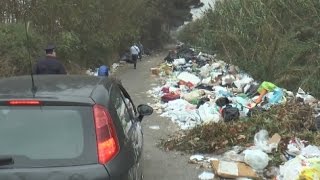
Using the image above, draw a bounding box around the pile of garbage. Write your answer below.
[148,44,320,130]
[190,133,320,179]
[147,44,320,179]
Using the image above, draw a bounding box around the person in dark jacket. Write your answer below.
[33,45,67,75]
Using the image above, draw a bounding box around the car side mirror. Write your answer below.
[137,104,153,121]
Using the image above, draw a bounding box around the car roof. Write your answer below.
[0,75,113,103]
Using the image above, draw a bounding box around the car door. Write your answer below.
[117,85,143,171]
[110,84,142,180]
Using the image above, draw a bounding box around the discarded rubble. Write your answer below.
[150,44,320,179]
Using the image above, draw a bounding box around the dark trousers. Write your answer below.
[132,54,138,69]
[138,52,142,61]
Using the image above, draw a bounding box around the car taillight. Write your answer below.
[8,100,41,106]
[93,104,119,164]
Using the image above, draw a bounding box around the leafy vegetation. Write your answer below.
[178,0,320,98]
[0,0,199,75]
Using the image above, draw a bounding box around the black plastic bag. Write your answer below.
[196,97,210,108]
[222,105,240,122]
[215,97,230,107]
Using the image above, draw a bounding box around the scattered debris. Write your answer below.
[150,68,161,76]
[198,171,215,180]
[190,155,205,163]
[149,125,160,130]
[254,130,281,153]
[111,63,120,72]
[278,155,320,180]
[264,166,280,179]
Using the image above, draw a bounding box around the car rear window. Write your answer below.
[0,106,97,168]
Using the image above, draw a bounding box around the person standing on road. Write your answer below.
[137,42,144,61]
[130,44,140,69]
[33,45,67,75]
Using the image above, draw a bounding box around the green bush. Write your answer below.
[0,0,197,74]
[0,23,44,75]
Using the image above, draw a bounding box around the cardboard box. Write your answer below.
[268,133,281,145]
[211,160,259,179]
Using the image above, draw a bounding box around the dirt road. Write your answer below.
[116,51,205,180]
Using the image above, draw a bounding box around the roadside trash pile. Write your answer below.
[191,132,320,179]
[148,44,320,179]
[148,45,319,130]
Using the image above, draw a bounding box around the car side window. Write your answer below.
[117,84,137,116]
[111,85,133,134]
[119,91,136,118]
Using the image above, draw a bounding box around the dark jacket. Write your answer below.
[33,56,67,75]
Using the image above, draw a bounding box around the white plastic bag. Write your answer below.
[222,75,236,86]
[112,63,119,70]
[233,75,254,90]
[198,171,215,180]
[244,149,269,170]
[210,71,223,79]
[287,138,306,156]
[182,90,204,103]
[160,99,201,129]
[173,58,186,66]
[254,130,269,145]
[177,72,201,86]
[211,62,222,69]
[223,150,245,162]
[199,64,211,78]
[304,95,317,104]
[198,103,220,123]
[254,129,277,153]
[279,156,304,180]
[296,88,318,104]
[190,155,205,161]
[202,77,212,85]
[301,145,320,158]
[213,86,230,97]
